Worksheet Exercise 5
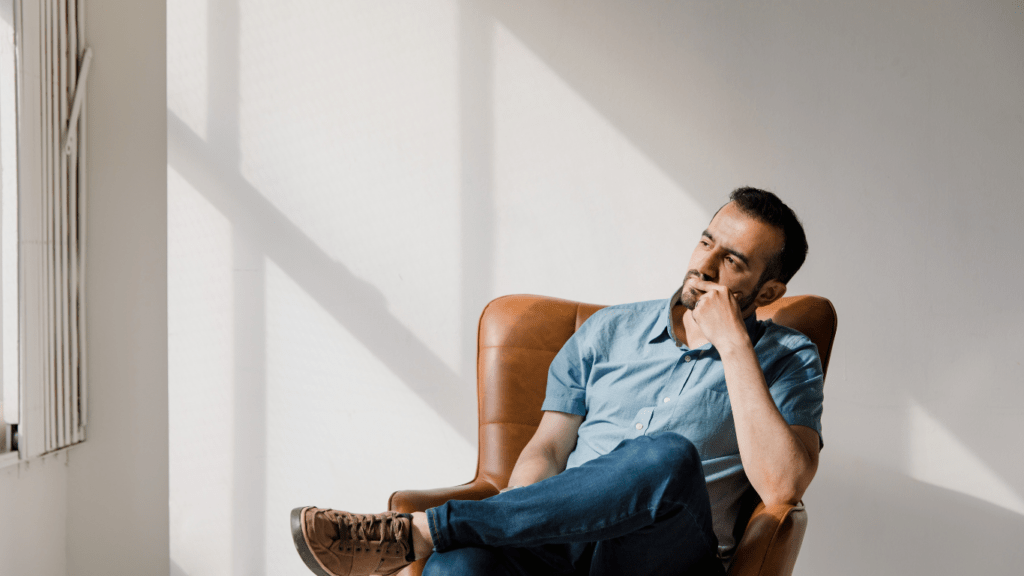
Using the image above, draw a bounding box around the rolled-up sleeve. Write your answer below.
[765,334,825,447]
[541,323,593,417]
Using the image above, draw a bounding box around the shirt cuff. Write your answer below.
[540,393,586,416]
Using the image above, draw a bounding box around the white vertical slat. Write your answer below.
[41,0,54,453]
[75,0,87,434]
[38,0,47,453]
[68,0,80,444]
[49,0,59,449]
[59,0,68,444]
[48,0,61,450]
[17,0,43,459]
[58,0,71,446]
[51,0,60,451]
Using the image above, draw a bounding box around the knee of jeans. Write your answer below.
[423,547,510,576]
[634,433,702,479]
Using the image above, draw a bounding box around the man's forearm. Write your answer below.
[507,444,566,488]
[505,411,582,489]
[718,340,817,506]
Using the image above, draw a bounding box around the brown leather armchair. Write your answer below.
[389,294,837,576]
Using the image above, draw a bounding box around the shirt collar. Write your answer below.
[648,284,763,348]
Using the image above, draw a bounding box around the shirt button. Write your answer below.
[684,356,691,362]
[635,423,644,430]
[663,397,671,403]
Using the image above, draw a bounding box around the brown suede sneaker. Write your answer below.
[291,507,415,576]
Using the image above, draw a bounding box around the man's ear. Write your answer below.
[755,279,787,308]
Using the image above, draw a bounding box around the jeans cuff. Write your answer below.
[425,505,450,552]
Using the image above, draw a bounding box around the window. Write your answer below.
[0,0,18,464]
[0,0,89,464]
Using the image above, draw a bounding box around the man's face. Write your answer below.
[679,202,785,315]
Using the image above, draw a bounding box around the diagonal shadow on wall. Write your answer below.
[168,113,477,443]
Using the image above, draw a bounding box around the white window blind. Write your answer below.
[1,0,89,461]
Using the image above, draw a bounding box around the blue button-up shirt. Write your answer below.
[541,288,824,560]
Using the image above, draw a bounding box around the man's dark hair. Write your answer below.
[728,187,808,285]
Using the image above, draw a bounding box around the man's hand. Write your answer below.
[689,279,749,352]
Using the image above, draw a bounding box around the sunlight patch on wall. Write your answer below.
[907,399,1024,515]
[491,23,709,305]
[168,165,238,576]
[167,0,208,140]
[262,258,475,574]
[235,0,464,373]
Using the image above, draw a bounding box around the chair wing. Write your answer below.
[474,295,603,490]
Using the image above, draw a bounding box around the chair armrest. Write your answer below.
[727,502,808,576]
[386,479,501,576]
[387,478,500,514]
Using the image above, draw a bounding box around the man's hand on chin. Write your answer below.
[689,279,749,353]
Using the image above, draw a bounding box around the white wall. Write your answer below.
[0,452,69,576]
[0,1,168,575]
[169,1,1024,575]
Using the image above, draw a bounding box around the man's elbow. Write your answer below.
[759,468,815,507]
[760,485,805,507]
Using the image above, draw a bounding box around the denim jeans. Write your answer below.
[423,433,725,576]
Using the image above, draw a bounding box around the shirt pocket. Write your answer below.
[624,406,656,439]
[677,387,737,458]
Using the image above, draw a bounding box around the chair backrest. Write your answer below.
[473,293,836,490]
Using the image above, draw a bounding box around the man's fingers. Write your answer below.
[690,279,740,304]
[690,279,728,295]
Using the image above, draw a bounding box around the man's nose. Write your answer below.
[694,253,718,282]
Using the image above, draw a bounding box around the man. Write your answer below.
[291,188,824,576]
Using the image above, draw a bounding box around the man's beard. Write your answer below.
[679,270,762,312]
[678,271,703,310]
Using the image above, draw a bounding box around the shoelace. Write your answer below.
[340,513,411,555]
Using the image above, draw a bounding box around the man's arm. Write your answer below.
[691,281,820,506]
[506,411,583,488]
[717,344,820,506]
